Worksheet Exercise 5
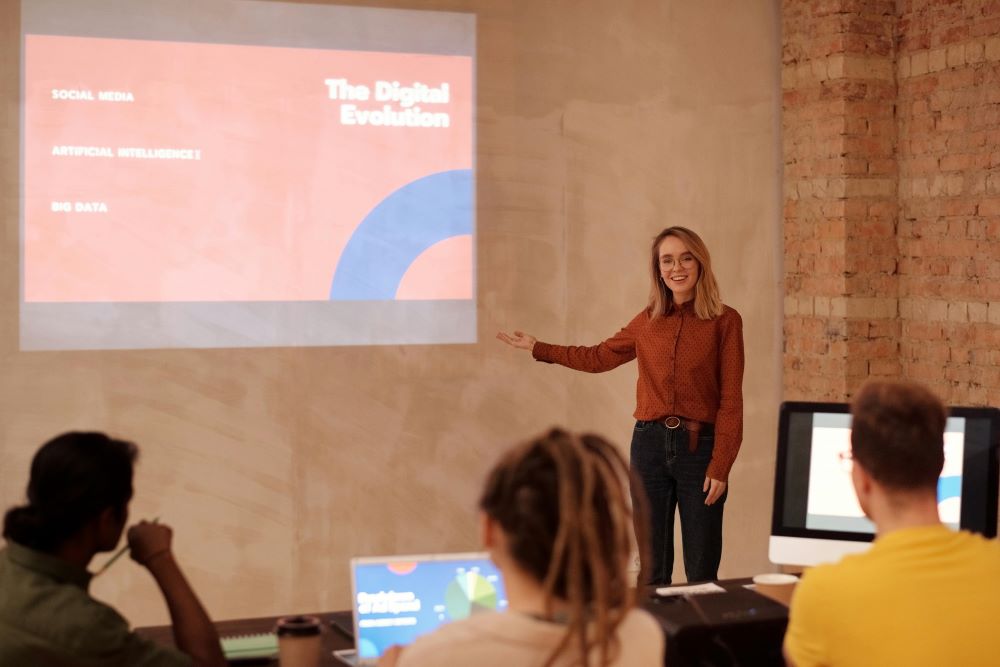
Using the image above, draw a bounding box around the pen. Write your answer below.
[93,516,159,577]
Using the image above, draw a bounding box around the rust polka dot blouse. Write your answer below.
[532,301,744,481]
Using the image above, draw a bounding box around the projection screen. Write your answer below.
[20,0,476,350]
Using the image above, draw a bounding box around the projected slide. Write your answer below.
[20,0,475,350]
[805,413,965,532]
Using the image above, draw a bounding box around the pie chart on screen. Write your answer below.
[444,571,498,620]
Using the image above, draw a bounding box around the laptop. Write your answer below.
[334,552,507,666]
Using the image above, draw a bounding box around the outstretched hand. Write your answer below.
[496,330,537,352]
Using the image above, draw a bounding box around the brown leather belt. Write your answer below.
[660,416,709,452]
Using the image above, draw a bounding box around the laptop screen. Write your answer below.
[350,552,508,661]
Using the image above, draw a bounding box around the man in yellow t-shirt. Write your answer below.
[784,380,1000,667]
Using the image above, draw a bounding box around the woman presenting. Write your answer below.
[497,226,744,586]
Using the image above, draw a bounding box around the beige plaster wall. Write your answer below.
[0,0,782,625]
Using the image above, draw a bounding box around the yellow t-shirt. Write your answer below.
[784,525,1000,667]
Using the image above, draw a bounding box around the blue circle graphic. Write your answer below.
[329,169,473,300]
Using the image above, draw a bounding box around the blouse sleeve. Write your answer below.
[531,311,642,373]
[706,307,744,482]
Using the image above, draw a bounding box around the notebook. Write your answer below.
[220,632,279,661]
[342,552,507,666]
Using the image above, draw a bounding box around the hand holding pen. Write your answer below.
[93,517,225,665]
[93,517,167,576]
[127,519,174,568]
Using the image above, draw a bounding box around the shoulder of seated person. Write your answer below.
[617,607,651,625]
[35,596,133,655]
[619,608,665,643]
[794,555,886,602]
[397,620,487,665]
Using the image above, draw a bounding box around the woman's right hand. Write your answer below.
[496,330,537,352]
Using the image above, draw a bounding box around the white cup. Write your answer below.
[751,573,799,606]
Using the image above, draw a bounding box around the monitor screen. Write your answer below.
[770,401,999,567]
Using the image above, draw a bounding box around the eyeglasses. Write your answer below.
[660,255,697,270]
[838,450,854,471]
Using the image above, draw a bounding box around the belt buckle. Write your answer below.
[663,416,681,429]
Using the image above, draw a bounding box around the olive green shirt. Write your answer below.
[0,542,192,667]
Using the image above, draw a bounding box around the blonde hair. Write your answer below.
[647,226,723,320]
[479,429,648,666]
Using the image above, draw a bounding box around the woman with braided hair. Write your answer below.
[379,428,663,667]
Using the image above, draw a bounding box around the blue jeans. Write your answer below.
[630,420,726,586]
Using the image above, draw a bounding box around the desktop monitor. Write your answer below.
[770,401,999,567]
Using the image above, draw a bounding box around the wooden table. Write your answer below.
[138,581,788,666]
[137,609,356,666]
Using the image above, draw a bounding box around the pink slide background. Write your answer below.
[23,35,472,302]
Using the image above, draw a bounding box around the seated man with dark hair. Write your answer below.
[0,432,226,667]
[784,380,1000,667]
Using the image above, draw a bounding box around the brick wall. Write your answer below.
[897,0,1000,404]
[782,0,1000,406]
[782,0,899,401]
